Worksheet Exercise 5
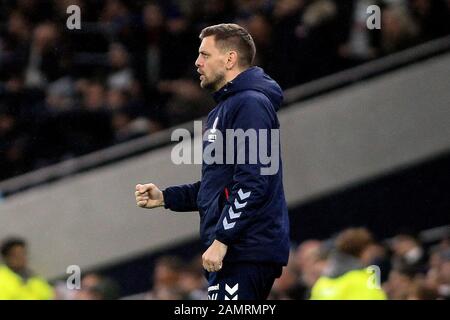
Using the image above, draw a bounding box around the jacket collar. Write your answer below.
[212,67,256,103]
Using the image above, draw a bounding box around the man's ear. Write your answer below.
[226,51,238,70]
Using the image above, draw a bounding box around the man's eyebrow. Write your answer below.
[199,50,210,55]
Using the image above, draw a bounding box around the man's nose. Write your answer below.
[195,57,202,68]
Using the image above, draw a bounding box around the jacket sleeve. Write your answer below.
[162,181,201,212]
[214,96,276,245]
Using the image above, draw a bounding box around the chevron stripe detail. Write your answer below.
[234,198,247,209]
[228,207,242,219]
[237,189,251,200]
[225,283,238,300]
[223,217,236,230]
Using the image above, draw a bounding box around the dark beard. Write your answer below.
[202,72,226,92]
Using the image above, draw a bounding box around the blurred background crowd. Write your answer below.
[1,227,449,300]
[1,0,450,181]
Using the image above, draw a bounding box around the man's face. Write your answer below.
[5,245,27,272]
[195,36,227,91]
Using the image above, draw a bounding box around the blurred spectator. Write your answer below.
[0,103,31,180]
[436,249,450,299]
[158,78,213,125]
[408,0,450,41]
[45,76,76,112]
[24,22,64,88]
[423,244,442,291]
[0,237,54,300]
[337,0,382,66]
[360,242,391,283]
[53,279,77,300]
[270,0,306,87]
[150,255,188,300]
[270,248,319,300]
[296,0,342,80]
[406,278,439,300]
[82,81,106,110]
[121,255,208,300]
[269,239,328,299]
[237,13,272,69]
[74,272,120,300]
[107,42,134,91]
[0,10,31,75]
[380,5,420,54]
[294,240,328,294]
[310,228,387,299]
[137,255,185,300]
[270,265,301,300]
[111,108,159,144]
[390,233,427,274]
[177,257,208,300]
[383,263,417,299]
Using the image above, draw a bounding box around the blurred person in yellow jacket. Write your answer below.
[310,228,387,300]
[0,237,54,300]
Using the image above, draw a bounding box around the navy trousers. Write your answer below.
[206,262,282,300]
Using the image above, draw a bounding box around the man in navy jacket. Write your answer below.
[135,24,290,300]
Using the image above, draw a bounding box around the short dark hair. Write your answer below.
[335,228,373,258]
[199,23,256,68]
[155,255,184,272]
[1,237,26,258]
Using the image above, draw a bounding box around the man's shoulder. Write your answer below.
[0,264,13,274]
[229,89,271,104]
[218,90,277,128]
[0,264,20,282]
[224,90,272,117]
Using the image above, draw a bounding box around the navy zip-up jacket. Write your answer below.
[162,67,290,266]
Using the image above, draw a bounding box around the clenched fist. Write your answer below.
[135,183,164,209]
[202,240,228,272]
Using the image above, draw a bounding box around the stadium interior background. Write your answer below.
[0,0,449,300]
